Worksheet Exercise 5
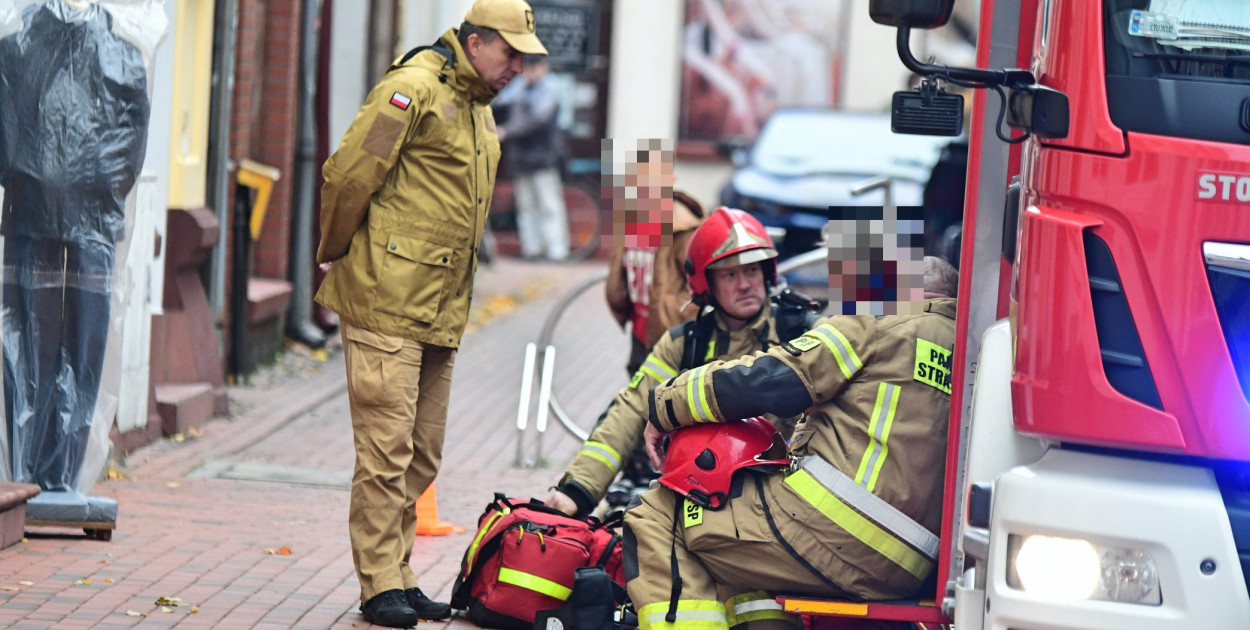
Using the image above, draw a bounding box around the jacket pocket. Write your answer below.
[343,324,405,408]
[376,234,454,323]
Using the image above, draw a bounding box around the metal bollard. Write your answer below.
[534,345,557,468]
[515,342,538,467]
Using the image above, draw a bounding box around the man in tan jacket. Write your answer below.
[314,0,546,626]
[626,257,958,629]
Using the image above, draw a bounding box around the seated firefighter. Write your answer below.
[543,207,822,518]
[625,256,959,629]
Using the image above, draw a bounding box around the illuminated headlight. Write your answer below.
[1007,534,1161,605]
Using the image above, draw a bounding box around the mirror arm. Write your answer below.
[896,25,1035,89]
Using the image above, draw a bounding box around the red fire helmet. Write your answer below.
[658,417,791,509]
[684,207,779,307]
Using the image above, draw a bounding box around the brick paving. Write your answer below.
[0,258,631,629]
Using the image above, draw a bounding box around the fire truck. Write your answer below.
[780,0,1250,628]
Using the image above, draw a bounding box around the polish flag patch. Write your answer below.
[389,92,411,110]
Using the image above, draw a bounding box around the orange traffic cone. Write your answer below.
[415,483,459,536]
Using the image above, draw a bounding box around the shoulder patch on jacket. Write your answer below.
[362,114,405,158]
[785,335,821,354]
[389,91,411,110]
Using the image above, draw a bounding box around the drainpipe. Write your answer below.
[206,0,239,336]
[286,0,327,348]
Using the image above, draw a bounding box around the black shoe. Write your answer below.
[405,587,452,620]
[360,589,418,628]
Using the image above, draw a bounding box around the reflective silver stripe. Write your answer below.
[800,455,939,560]
[579,441,622,471]
[648,610,729,624]
[808,325,862,379]
[733,599,783,615]
[643,357,678,380]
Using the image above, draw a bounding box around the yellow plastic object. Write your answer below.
[236,159,281,240]
[781,599,869,616]
[166,0,216,209]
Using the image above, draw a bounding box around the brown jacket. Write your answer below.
[314,29,500,348]
[605,191,704,348]
[649,299,957,598]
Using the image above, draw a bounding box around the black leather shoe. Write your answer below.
[405,587,452,620]
[360,589,418,628]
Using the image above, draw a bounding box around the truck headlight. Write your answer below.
[1007,534,1161,605]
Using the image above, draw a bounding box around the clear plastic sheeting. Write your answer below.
[1130,1,1250,52]
[0,0,166,498]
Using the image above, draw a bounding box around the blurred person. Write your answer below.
[604,139,703,376]
[312,0,546,626]
[496,54,569,261]
[625,256,958,629]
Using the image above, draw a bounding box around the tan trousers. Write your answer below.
[342,323,455,602]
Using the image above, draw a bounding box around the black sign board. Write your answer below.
[530,0,600,74]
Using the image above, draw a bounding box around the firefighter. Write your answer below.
[624,256,959,629]
[542,207,821,518]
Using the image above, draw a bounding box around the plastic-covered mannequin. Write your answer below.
[0,0,149,501]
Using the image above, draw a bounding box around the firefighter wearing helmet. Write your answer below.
[625,256,959,629]
[542,207,822,519]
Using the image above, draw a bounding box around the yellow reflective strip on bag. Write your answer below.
[497,567,572,601]
[785,470,932,580]
[866,386,901,493]
[464,507,509,577]
[638,600,729,630]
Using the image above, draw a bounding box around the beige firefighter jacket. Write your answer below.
[315,29,500,347]
[605,192,704,348]
[649,298,957,598]
[558,305,790,515]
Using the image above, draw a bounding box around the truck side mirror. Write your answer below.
[869,0,955,28]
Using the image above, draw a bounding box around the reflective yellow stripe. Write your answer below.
[725,591,791,626]
[646,356,678,379]
[686,366,714,423]
[638,600,729,630]
[855,383,900,492]
[578,440,622,473]
[806,324,863,380]
[464,506,509,576]
[497,567,572,601]
[785,469,932,580]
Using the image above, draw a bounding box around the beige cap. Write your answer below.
[464,0,549,56]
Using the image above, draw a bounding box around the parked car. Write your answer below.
[718,108,951,258]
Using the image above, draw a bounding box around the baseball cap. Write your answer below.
[464,0,549,56]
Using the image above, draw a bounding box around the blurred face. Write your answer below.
[708,262,767,326]
[466,33,524,91]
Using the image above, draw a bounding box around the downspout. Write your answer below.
[206,0,239,336]
[286,0,327,348]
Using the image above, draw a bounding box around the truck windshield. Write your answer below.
[1104,0,1250,143]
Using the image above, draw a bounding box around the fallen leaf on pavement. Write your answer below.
[125,610,146,617]
[190,606,199,613]
[160,606,174,613]
[166,482,181,489]
[1,586,19,592]
[261,546,292,555]
[105,578,115,584]
[20,538,26,544]
[75,579,91,585]
[172,433,186,443]
[18,581,32,586]
[155,596,189,607]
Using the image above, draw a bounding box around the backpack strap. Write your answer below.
[679,313,716,371]
[391,39,455,81]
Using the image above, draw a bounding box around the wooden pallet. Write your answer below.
[26,519,115,541]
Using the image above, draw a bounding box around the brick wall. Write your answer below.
[255,0,302,280]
